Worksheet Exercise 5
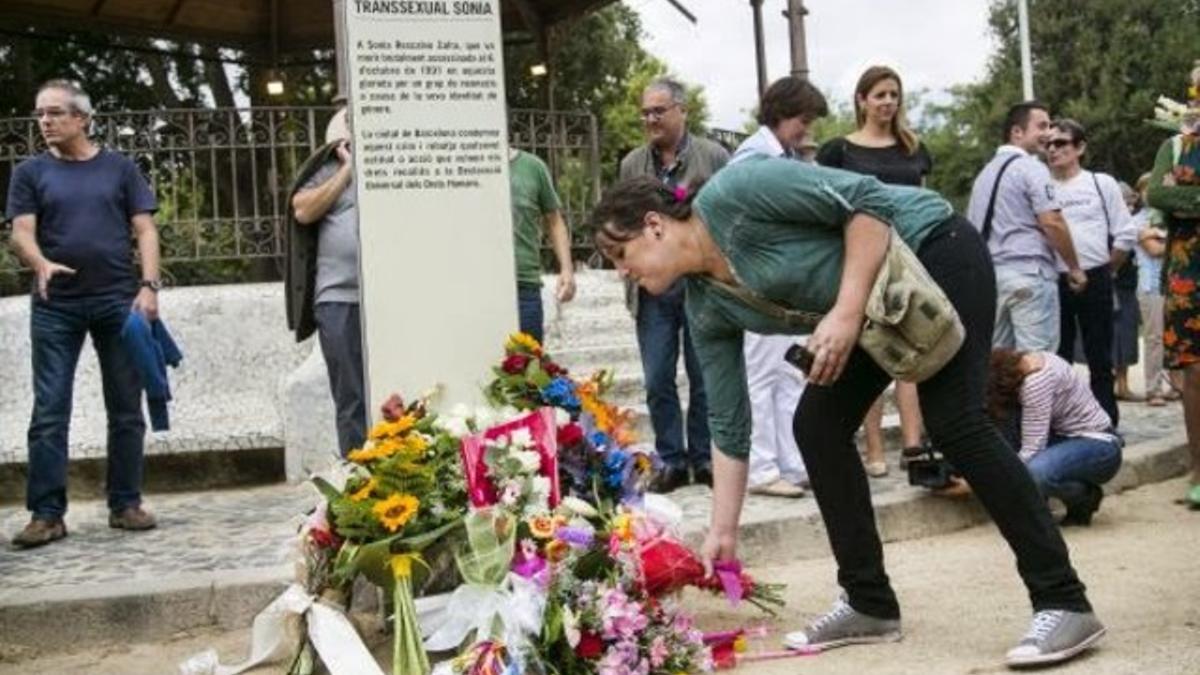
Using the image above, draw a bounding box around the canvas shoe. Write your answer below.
[1005,609,1106,668]
[784,595,901,651]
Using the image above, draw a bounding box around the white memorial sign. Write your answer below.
[344,0,517,417]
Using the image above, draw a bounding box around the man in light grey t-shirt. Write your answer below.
[291,108,365,456]
[966,101,1087,351]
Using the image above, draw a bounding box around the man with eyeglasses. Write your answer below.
[617,78,729,493]
[6,79,162,548]
[967,101,1087,352]
[1045,119,1137,426]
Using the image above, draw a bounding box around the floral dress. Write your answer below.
[1153,134,1200,367]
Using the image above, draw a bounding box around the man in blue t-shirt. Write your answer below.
[6,80,163,548]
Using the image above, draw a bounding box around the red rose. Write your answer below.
[309,528,339,550]
[575,632,603,659]
[639,537,705,596]
[557,422,584,448]
[543,359,568,377]
[502,354,531,374]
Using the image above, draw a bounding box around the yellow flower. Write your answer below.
[506,332,542,354]
[369,415,417,441]
[545,539,569,563]
[403,433,429,455]
[347,444,388,464]
[349,477,378,502]
[373,493,420,532]
[528,514,557,539]
[733,635,748,653]
[612,513,633,541]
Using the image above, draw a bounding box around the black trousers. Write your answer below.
[1058,267,1119,427]
[792,216,1091,619]
[315,302,367,457]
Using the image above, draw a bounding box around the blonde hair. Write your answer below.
[853,65,919,156]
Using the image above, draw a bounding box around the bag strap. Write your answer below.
[705,277,824,329]
[1091,171,1112,229]
[981,154,1022,242]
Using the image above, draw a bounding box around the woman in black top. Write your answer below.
[817,65,932,479]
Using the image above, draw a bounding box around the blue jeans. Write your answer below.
[636,282,710,471]
[1026,435,1123,512]
[994,266,1061,351]
[517,284,544,345]
[28,293,146,519]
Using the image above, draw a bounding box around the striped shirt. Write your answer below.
[1019,352,1114,459]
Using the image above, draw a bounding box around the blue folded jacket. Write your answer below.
[121,313,183,431]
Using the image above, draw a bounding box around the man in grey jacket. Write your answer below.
[618,78,729,493]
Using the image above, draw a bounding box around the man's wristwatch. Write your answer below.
[140,279,164,292]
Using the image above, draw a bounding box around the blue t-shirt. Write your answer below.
[5,149,157,298]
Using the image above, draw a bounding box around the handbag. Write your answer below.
[707,229,965,383]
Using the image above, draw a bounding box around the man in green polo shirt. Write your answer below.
[509,147,575,343]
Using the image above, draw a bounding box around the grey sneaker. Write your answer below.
[783,596,902,651]
[1005,610,1106,668]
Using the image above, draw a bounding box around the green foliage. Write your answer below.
[921,0,1200,206]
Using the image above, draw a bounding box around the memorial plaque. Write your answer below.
[344,0,517,417]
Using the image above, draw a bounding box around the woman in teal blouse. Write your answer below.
[591,156,1104,667]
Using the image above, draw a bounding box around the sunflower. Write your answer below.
[349,477,378,502]
[506,332,542,355]
[373,493,421,532]
[402,433,429,455]
[369,415,417,441]
[348,443,389,464]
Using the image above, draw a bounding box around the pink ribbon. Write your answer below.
[712,559,744,607]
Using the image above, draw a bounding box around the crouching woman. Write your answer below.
[590,155,1104,667]
[988,349,1123,526]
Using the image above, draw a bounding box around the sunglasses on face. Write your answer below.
[1047,139,1076,149]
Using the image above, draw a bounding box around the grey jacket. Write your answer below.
[617,133,730,314]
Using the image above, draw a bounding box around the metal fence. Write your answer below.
[0,106,602,294]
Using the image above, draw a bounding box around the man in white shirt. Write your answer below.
[728,76,828,497]
[1046,119,1137,426]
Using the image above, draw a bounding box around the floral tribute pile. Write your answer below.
[292,334,784,675]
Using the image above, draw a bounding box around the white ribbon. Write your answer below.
[179,584,387,675]
[420,574,545,655]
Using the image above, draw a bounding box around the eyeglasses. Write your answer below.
[32,108,72,119]
[640,104,680,121]
[1046,139,1076,149]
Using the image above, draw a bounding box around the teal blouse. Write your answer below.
[687,155,954,459]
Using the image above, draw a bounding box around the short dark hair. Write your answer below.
[757,76,828,129]
[1001,101,1048,144]
[1050,118,1086,145]
[591,176,697,253]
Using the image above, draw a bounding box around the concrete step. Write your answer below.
[0,409,1185,650]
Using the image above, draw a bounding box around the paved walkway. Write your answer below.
[0,399,1184,598]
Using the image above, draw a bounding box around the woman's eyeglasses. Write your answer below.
[1046,139,1075,149]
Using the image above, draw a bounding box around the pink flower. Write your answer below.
[648,635,669,668]
[600,588,648,640]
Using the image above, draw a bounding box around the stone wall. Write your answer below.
[0,284,311,465]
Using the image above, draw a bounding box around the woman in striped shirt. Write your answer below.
[988,350,1123,526]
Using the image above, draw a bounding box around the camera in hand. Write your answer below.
[906,446,956,490]
[783,343,815,375]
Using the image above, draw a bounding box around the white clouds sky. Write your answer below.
[625,0,997,129]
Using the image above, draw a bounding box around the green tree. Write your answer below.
[922,0,1200,207]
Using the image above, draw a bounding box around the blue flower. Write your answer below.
[588,430,612,451]
[540,377,581,412]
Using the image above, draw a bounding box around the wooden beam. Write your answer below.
[164,0,188,26]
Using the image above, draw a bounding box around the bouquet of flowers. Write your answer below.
[485,333,577,413]
[308,395,469,675]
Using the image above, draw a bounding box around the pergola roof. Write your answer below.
[0,0,619,55]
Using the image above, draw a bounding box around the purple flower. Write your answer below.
[555,526,595,549]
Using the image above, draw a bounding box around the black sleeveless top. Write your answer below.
[815,137,932,187]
